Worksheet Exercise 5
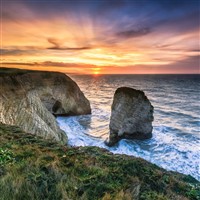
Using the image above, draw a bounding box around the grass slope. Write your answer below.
[0,123,199,200]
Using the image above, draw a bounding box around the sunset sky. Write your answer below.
[1,0,200,74]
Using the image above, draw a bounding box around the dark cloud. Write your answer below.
[173,55,200,70]
[191,49,200,52]
[159,55,200,73]
[47,38,91,51]
[1,49,37,56]
[40,61,93,67]
[155,46,200,53]
[1,49,22,56]
[2,61,96,68]
[47,47,91,51]
[153,0,199,10]
[2,62,37,66]
[109,55,200,74]
[116,27,151,39]
[147,55,199,73]
[47,38,60,49]
[155,11,200,34]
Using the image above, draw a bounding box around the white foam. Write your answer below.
[57,117,200,181]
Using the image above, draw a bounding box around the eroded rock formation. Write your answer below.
[0,68,91,144]
[107,87,153,146]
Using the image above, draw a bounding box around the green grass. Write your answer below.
[0,123,199,200]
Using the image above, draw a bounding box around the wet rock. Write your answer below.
[0,69,91,144]
[107,87,153,146]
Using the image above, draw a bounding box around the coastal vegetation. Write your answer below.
[0,123,199,200]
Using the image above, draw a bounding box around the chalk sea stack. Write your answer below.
[107,87,154,146]
[0,68,91,144]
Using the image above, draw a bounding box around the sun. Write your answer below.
[92,68,101,75]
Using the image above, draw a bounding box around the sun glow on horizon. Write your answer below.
[94,71,99,75]
[92,67,101,75]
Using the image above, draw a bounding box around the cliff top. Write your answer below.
[115,87,147,99]
[0,123,199,200]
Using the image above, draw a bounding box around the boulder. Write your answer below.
[107,87,153,146]
[0,68,91,144]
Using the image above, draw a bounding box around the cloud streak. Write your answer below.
[47,47,91,51]
[116,27,151,39]
[47,38,91,50]
[2,55,199,74]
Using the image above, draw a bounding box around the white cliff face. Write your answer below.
[0,70,91,144]
[107,87,154,146]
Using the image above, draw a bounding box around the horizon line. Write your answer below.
[0,67,199,76]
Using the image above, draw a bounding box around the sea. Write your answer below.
[57,74,200,181]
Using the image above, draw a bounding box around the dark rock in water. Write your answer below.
[0,68,91,144]
[106,87,154,146]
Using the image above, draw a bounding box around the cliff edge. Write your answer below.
[0,123,199,200]
[0,68,91,144]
